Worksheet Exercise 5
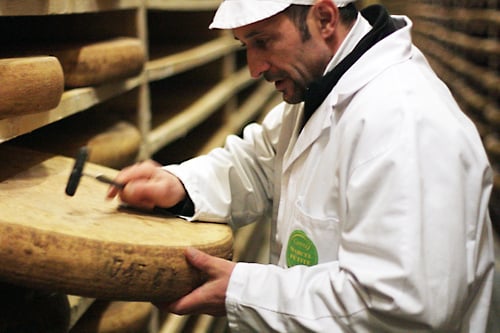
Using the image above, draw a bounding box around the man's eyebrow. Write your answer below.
[244,31,260,40]
[234,30,261,42]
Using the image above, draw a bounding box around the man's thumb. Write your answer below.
[185,247,208,270]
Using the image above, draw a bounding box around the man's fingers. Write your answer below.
[155,249,235,317]
[106,161,159,200]
[185,247,231,277]
[117,180,157,209]
[185,247,209,270]
[114,160,159,185]
[167,287,207,315]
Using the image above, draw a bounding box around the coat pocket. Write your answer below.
[281,197,341,268]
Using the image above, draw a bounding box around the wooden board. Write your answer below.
[71,301,152,333]
[0,56,64,118]
[0,145,233,302]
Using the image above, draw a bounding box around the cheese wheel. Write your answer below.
[12,113,142,169]
[86,121,142,169]
[51,38,145,87]
[0,56,64,117]
[0,145,233,302]
[71,301,152,333]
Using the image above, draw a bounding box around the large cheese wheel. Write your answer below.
[12,111,142,169]
[51,37,145,87]
[0,145,233,302]
[0,56,64,118]
[71,301,152,333]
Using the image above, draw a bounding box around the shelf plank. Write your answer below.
[159,314,190,333]
[147,36,240,82]
[413,19,500,57]
[146,0,222,11]
[67,296,95,329]
[412,34,499,96]
[0,74,143,143]
[197,82,278,155]
[0,0,141,16]
[147,68,254,154]
[420,52,496,136]
[409,3,500,27]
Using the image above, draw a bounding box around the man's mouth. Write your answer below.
[274,79,286,92]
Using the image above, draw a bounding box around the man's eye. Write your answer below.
[254,39,268,49]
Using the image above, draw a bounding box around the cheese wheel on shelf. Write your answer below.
[0,56,64,118]
[86,121,142,169]
[51,37,146,88]
[12,111,142,169]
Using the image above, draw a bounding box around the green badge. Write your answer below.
[286,230,318,267]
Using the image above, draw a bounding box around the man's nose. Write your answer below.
[246,50,270,79]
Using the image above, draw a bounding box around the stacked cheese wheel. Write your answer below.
[0,37,145,118]
[0,56,64,118]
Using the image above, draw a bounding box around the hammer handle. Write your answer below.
[93,174,125,189]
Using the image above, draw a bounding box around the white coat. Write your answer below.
[165,13,495,333]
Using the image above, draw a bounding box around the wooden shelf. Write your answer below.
[408,3,500,32]
[0,74,144,143]
[147,68,254,154]
[413,20,500,58]
[146,0,222,11]
[68,296,95,329]
[147,36,240,82]
[197,82,278,155]
[0,0,141,16]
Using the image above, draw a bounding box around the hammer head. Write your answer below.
[65,147,89,196]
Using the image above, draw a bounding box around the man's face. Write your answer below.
[234,10,332,104]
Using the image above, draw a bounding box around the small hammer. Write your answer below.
[65,146,125,196]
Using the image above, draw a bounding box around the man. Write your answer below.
[108,0,495,331]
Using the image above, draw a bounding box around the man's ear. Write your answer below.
[311,0,339,38]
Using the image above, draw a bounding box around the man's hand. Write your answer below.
[106,160,186,210]
[158,247,236,317]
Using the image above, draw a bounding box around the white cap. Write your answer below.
[209,0,357,29]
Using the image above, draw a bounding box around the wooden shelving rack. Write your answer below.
[0,0,278,332]
[380,0,500,231]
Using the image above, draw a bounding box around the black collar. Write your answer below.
[302,5,403,128]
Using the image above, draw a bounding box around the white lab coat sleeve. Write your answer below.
[226,262,354,332]
[225,68,494,332]
[163,103,285,227]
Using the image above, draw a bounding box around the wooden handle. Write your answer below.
[0,56,64,118]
